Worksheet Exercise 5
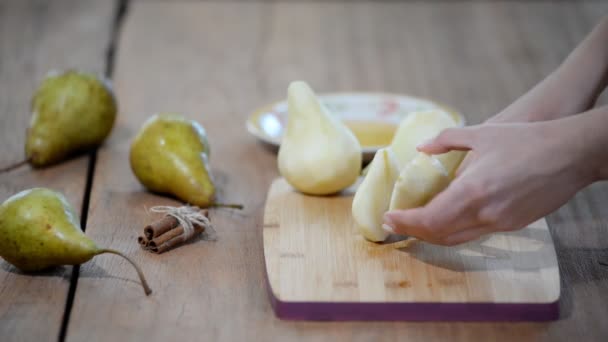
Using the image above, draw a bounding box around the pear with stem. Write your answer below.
[0,188,151,295]
[1,70,117,172]
[130,114,242,209]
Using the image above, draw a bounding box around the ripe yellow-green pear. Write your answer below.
[25,70,117,167]
[390,109,457,167]
[352,148,400,242]
[0,188,151,295]
[130,114,241,209]
[278,81,362,195]
[389,153,450,210]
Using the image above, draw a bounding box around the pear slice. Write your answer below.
[278,81,362,195]
[390,109,458,168]
[352,147,400,242]
[389,153,451,211]
[435,150,467,179]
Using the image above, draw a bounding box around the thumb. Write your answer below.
[416,126,477,154]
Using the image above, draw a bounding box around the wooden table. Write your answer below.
[1,1,607,341]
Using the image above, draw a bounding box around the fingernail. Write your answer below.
[383,213,396,234]
[382,224,395,234]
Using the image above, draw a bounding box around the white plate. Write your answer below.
[247,92,463,161]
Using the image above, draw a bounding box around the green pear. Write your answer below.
[278,81,362,195]
[0,188,151,295]
[130,114,239,208]
[25,70,117,167]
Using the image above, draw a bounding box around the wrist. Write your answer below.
[486,77,563,124]
[561,107,608,183]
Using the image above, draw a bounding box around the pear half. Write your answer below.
[352,147,400,242]
[435,150,467,179]
[278,81,362,195]
[390,109,458,168]
[389,153,451,210]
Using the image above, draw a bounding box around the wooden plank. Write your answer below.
[264,178,559,320]
[0,1,116,341]
[67,1,608,341]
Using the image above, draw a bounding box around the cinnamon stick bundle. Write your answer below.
[138,209,209,254]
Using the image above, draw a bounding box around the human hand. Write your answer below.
[383,121,595,246]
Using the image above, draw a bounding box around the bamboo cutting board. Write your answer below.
[263,178,560,321]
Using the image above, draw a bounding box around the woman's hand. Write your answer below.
[382,17,608,246]
[383,117,600,246]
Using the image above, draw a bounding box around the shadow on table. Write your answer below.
[1,261,71,278]
[1,260,143,287]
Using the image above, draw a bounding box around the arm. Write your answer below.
[490,16,608,124]
[383,105,608,245]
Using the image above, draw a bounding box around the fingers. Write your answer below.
[454,152,475,178]
[417,126,478,154]
[383,175,491,244]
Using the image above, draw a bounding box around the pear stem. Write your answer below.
[210,203,244,210]
[0,159,29,173]
[98,249,153,296]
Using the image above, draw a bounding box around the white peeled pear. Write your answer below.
[435,150,467,179]
[390,109,458,168]
[352,147,400,242]
[278,81,362,195]
[389,153,450,210]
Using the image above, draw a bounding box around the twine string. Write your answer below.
[149,205,212,239]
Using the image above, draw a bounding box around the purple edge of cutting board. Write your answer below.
[263,257,560,322]
[266,282,560,322]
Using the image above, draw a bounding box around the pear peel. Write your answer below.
[130,114,243,209]
[278,81,362,195]
[352,147,400,242]
[0,70,117,173]
[0,188,152,296]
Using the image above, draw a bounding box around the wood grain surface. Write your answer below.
[263,178,559,320]
[65,1,608,341]
[0,1,116,341]
[1,0,607,341]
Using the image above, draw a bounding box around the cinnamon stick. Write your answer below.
[137,236,149,247]
[150,234,191,254]
[139,209,210,254]
[144,215,179,240]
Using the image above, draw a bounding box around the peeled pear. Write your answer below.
[390,109,458,167]
[130,114,240,209]
[0,188,151,295]
[25,70,117,167]
[386,109,467,210]
[278,81,362,195]
[389,153,450,210]
[352,148,400,242]
[435,150,467,179]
